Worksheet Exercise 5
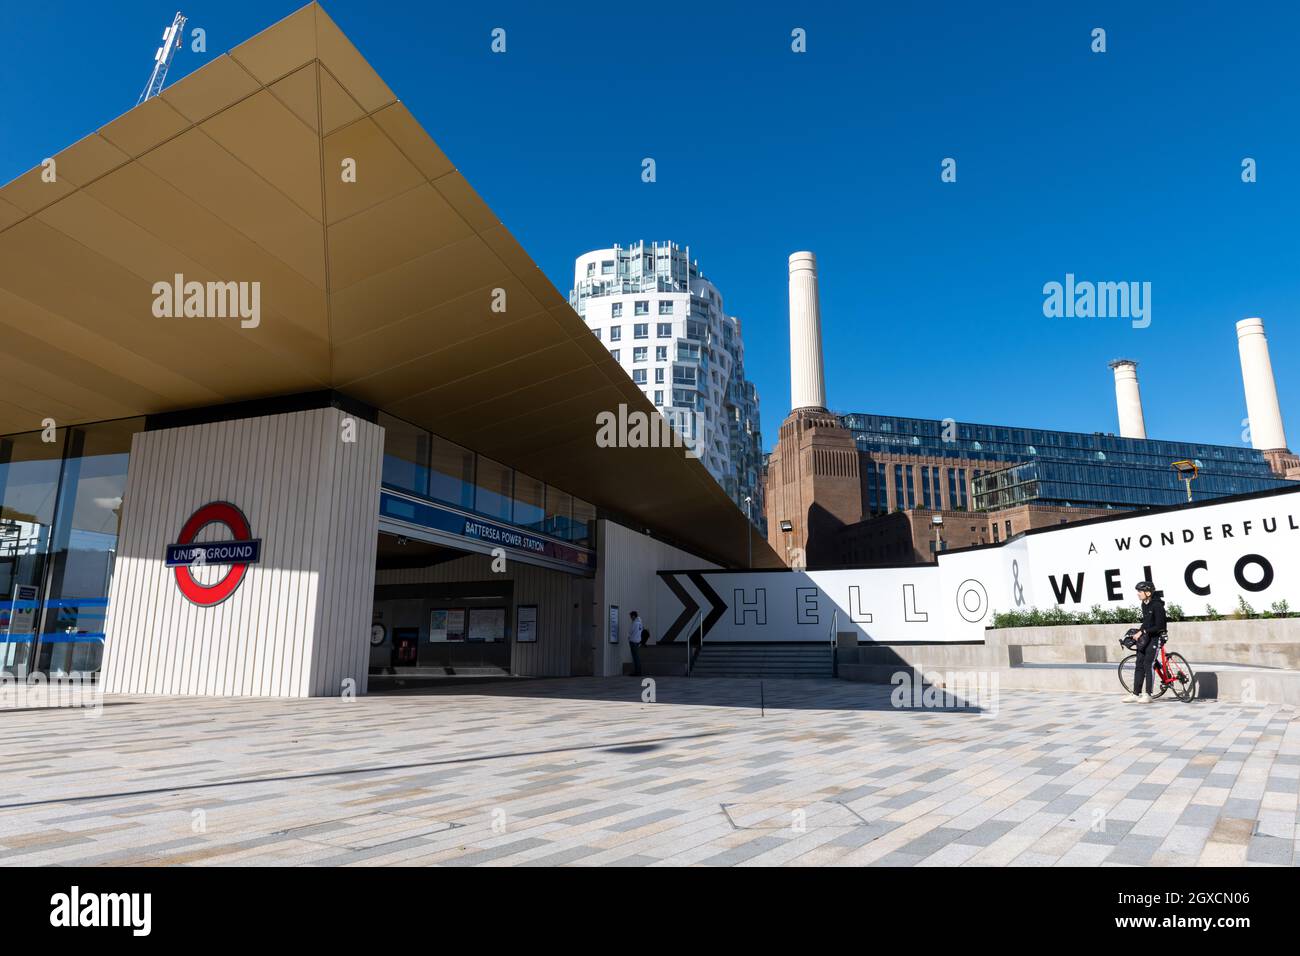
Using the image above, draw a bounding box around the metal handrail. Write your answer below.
[829,608,839,678]
[685,609,702,677]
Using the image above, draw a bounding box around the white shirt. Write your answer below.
[629,618,643,642]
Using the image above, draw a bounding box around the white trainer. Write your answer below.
[1138,693,1153,703]
[1121,694,1138,703]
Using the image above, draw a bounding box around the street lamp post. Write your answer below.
[1171,460,1198,503]
[743,496,753,569]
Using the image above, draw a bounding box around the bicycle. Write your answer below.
[1117,630,1195,702]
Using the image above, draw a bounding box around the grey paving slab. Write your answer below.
[1128,783,1168,800]
[1246,836,1294,866]
[696,835,787,866]
[899,826,965,856]
[437,837,553,867]
[519,845,605,867]
[1223,797,1262,819]
[870,850,926,867]
[1178,803,1223,827]
[1107,834,1166,865]
[1080,821,1136,845]
[830,820,900,848]
[957,819,1018,846]
[606,808,682,832]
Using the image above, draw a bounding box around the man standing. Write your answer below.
[628,610,644,677]
[1124,581,1167,703]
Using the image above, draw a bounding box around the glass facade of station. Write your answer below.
[377,412,597,549]
[841,413,1291,511]
[0,418,142,679]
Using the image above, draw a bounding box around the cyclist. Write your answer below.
[1124,581,1167,703]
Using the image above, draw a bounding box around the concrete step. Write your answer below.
[693,670,833,679]
[692,662,830,671]
[839,660,1300,705]
[1017,644,1109,664]
[689,643,833,679]
[691,666,830,672]
[692,664,830,670]
[693,656,829,664]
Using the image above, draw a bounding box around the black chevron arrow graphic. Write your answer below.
[659,572,698,644]
[687,571,728,638]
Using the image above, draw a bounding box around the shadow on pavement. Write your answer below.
[368,671,991,714]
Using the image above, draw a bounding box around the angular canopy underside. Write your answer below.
[0,3,775,568]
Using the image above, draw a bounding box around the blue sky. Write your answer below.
[3,1,1298,452]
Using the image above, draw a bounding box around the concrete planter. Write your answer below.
[836,616,1300,705]
[986,617,1300,669]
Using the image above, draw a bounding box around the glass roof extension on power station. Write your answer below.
[840,413,1291,510]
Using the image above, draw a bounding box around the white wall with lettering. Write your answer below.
[655,565,986,644]
[1025,489,1300,615]
[655,487,1300,643]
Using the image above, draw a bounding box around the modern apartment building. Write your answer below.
[720,315,765,530]
[570,241,764,529]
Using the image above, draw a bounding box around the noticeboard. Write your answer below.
[517,605,538,643]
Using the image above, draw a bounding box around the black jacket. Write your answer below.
[1139,595,1168,642]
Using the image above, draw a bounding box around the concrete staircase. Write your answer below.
[689,643,833,679]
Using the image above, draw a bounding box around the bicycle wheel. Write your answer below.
[1165,652,1195,702]
[1118,654,1138,694]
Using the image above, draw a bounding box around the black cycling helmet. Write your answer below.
[1135,581,1155,593]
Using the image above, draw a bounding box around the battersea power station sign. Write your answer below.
[656,487,1300,644]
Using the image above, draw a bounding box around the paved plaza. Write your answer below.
[1,678,1297,866]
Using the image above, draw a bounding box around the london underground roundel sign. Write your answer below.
[165,502,262,607]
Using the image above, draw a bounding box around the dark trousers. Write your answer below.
[628,640,641,677]
[1134,641,1160,695]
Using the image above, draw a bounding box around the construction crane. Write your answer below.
[137,11,187,105]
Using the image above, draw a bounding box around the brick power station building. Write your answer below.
[765,254,1299,570]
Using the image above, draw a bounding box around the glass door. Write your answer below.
[0,431,62,678]
[34,420,137,678]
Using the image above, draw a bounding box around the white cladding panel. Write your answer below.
[101,408,382,697]
[595,519,719,675]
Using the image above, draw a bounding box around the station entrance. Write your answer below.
[370,533,511,675]
[369,529,595,679]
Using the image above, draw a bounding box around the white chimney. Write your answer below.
[1237,317,1288,450]
[788,251,827,411]
[1108,359,1147,439]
